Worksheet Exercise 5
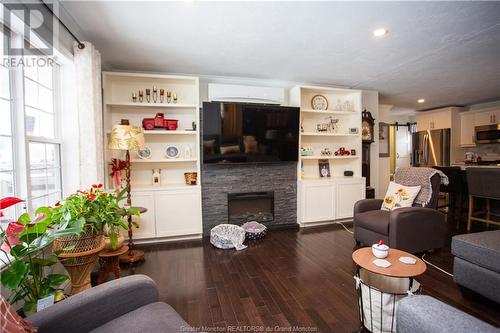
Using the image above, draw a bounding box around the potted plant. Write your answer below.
[0,197,83,315]
[50,184,138,294]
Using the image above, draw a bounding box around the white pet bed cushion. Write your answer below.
[210,224,247,250]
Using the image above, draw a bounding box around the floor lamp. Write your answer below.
[108,119,145,263]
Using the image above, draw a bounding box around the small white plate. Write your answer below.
[399,256,417,265]
[373,259,391,268]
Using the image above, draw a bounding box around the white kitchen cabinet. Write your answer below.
[416,109,452,131]
[475,109,500,126]
[416,112,432,131]
[131,192,157,239]
[460,112,476,147]
[155,188,202,237]
[336,179,366,219]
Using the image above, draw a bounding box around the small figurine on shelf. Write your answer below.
[335,99,343,111]
[142,113,179,130]
[173,93,178,103]
[334,147,351,156]
[300,147,314,156]
[145,89,151,103]
[326,116,339,133]
[138,90,144,102]
[152,86,158,103]
[152,169,162,186]
[191,121,197,131]
[132,92,137,103]
[351,149,356,156]
[321,148,332,156]
[159,89,165,103]
[166,91,172,103]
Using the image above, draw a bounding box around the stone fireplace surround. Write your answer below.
[201,162,298,235]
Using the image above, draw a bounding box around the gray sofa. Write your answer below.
[27,274,197,333]
[397,295,499,333]
[452,230,500,303]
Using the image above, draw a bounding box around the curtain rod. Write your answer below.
[41,0,85,49]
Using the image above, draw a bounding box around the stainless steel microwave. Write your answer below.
[475,124,500,144]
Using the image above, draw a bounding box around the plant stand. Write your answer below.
[53,230,104,295]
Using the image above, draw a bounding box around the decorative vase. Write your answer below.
[53,229,104,295]
[103,234,125,251]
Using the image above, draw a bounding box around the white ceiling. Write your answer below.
[60,1,500,110]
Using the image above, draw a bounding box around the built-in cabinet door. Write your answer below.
[130,192,156,239]
[155,188,202,237]
[431,110,451,130]
[416,113,431,131]
[475,109,500,126]
[336,179,365,219]
[301,183,336,223]
[460,112,476,147]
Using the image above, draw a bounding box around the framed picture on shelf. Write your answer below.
[318,159,331,178]
[379,122,390,157]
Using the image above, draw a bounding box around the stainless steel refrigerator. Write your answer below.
[411,128,451,167]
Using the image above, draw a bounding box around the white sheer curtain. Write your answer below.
[73,42,104,187]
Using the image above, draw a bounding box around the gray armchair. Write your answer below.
[353,173,445,253]
[27,275,197,333]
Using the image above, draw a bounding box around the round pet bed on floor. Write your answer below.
[210,224,246,250]
[242,221,267,240]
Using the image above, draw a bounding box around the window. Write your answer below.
[0,27,62,217]
[24,63,62,211]
[0,29,16,220]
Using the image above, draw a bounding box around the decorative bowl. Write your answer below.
[372,243,389,259]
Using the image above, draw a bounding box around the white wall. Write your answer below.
[377,104,415,198]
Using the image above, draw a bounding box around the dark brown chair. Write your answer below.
[466,167,500,232]
[433,166,467,228]
[353,173,445,253]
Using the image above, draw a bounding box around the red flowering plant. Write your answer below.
[0,197,82,315]
[50,184,139,250]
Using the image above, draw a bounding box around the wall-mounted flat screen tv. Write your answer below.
[202,102,300,164]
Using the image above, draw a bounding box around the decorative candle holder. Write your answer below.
[132,92,137,102]
[152,86,158,103]
[138,90,144,102]
[159,89,165,103]
[166,91,172,103]
[145,89,151,103]
[173,93,178,104]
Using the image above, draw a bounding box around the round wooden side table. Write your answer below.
[97,245,129,285]
[352,247,427,333]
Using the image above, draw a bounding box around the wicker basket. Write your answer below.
[53,229,104,295]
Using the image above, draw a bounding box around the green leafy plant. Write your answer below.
[0,198,83,315]
[50,184,139,250]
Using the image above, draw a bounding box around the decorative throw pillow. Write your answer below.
[381,182,421,211]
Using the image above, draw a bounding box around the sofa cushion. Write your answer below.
[90,302,193,333]
[354,210,390,235]
[397,295,498,333]
[452,230,500,274]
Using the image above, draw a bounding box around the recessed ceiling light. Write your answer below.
[417,98,425,103]
[373,28,388,37]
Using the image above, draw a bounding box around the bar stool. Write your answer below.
[466,167,500,232]
[433,166,467,227]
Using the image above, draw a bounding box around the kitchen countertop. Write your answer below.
[452,162,500,170]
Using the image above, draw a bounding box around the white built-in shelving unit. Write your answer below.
[289,85,365,226]
[102,72,202,241]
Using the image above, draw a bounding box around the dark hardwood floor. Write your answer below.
[121,218,500,332]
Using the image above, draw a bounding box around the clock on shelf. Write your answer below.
[362,109,375,143]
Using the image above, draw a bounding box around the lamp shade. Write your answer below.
[108,124,145,150]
